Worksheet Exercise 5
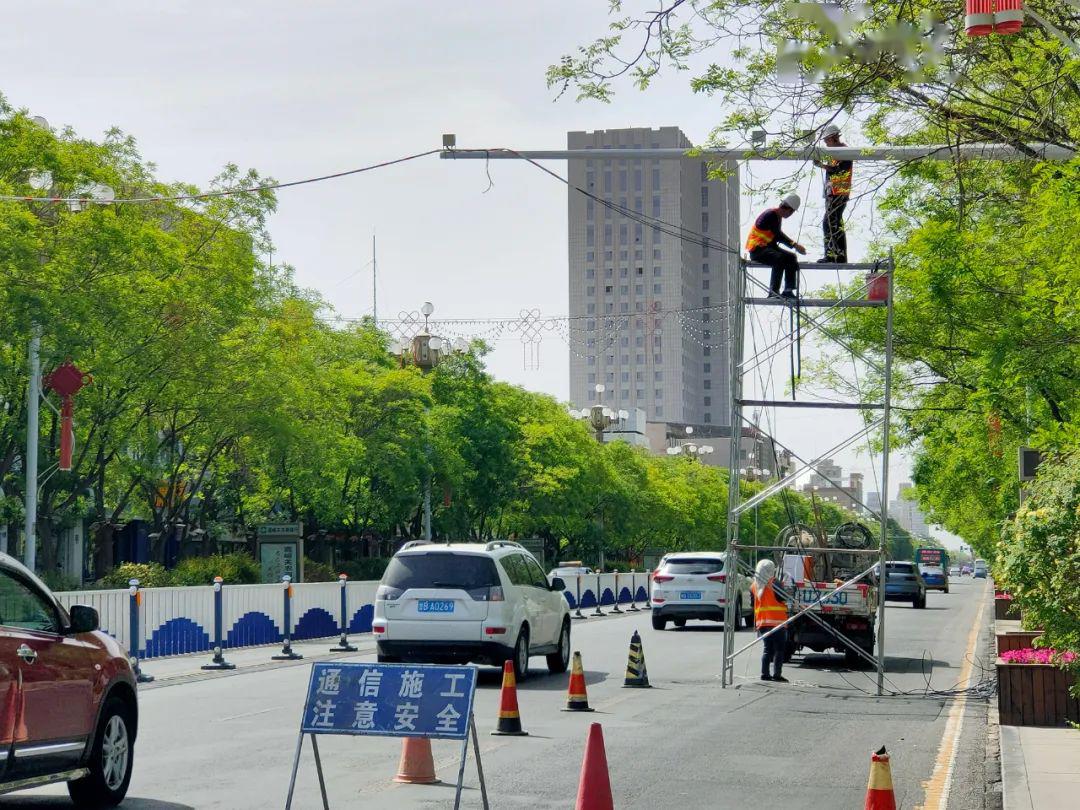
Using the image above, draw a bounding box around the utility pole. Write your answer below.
[24,324,40,571]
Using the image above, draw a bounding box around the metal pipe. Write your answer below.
[732,545,881,554]
[24,324,40,572]
[877,265,896,696]
[439,143,1076,162]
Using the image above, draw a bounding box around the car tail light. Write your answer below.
[707,573,726,582]
[485,626,507,635]
[653,574,674,583]
[372,624,386,634]
[652,597,665,604]
[376,585,402,601]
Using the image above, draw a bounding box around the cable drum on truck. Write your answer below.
[775,523,827,581]
[831,522,875,580]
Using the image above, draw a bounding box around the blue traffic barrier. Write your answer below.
[202,576,236,671]
[573,575,588,620]
[127,579,154,683]
[329,573,358,652]
[628,570,641,611]
[272,575,304,661]
[592,576,605,617]
[610,571,624,614]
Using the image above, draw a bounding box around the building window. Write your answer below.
[587,319,596,331]
[603,172,612,193]
[621,388,630,400]
[587,199,594,220]
[704,413,711,423]
[653,283,662,294]
[653,335,662,346]
[704,362,711,373]
[586,171,595,189]
[586,268,595,279]
[701,212,709,231]
[655,389,663,399]
[702,240,709,258]
[655,406,663,417]
[635,301,644,312]
[586,226,594,246]
[621,371,630,382]
[653,266,662,277]
[635,250,643,260]
[654,353,663,363]
[605,250,613,260]
[605,284,613,293]
[700,162,709,181]
[620,283,629,294]
[654,371,663,381]
[636,353,645,363]
[653,249,662,259]
[652,227,661,244]
[704,380,712,390]
[605,302,614,313]
[652,167,660,187]
[587,303,596,314]
[634,170,642,191]
[587,355,596,366]
[606,371,615,382]
[620,302,629,313]
[619,223,628,242]
[636,388,645,398]
[620,336,629,347]
[619,172,627,192]
[703,312,711,322]
[701,186,709,207]
[652,195,661,217]
[702,262,709,274]
[619,250,628,260]
[587,251,595,263]
[605,268,614,278]
[587,285,595,296]
[703,296,710,306]
[703,278,710,289]
[634,223,643,243]
[621,353,629,363]
[588,373,596,384]
[704,346,711,356]
[587,338,596,348]
[636,266,644,275]
[635,284,644,295]
[635,336,644,347]
[704,395,711,406]
[635,198,643,213]
[636,371,644,381]
[604,224,613,246]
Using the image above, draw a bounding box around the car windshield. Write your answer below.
[662,558,724,575]
[887,563,915,574]
[382,553,500,591]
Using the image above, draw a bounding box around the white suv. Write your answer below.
[373,541,571,680]
[650,552,753,631]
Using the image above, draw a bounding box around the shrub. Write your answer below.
[340,558,391,582]
[302,558,338,582]
[171,553,261,586]
[98,562,172,589]
[40,571,82,593]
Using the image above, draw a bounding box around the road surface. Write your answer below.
[5,576,996,809]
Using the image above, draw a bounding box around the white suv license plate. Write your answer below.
[680,591,702,600]
[418,599,455,613]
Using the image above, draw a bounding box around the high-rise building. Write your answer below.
[567,127,741,424]
[891,482,930,537]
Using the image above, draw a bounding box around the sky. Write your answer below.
[0,2,962,548]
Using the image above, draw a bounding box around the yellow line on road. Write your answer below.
[916,578,989,810]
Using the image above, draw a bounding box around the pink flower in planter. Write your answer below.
[1000,647,1077,665]
[994,591,1012,600]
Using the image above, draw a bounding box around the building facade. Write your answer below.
[567,127,741,425]
[800,458,866,514]
[891,482,930,538]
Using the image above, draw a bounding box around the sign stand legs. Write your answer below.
[311,735,329,810]
[284,731,304,810]
[453,714,489,810]
[284,734,329,810]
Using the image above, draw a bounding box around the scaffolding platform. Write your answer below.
[737,399,884,410]
[744,296,887,308]
[744,261,885,271]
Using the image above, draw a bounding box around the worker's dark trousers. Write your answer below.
[760,625,787,678]
[823,194,848,262]
[749,246,798,294]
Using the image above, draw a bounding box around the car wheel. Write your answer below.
[651,613,667,631]
[547,620,570,674]
[512,626,530,682]
[68,696,135,809]
[673,619,687,628]
[915,594,926,609]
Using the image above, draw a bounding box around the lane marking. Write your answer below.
[217,706,282,721]
[916,578,989,810]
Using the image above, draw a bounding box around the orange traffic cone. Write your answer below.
[490,660,528,736]
[562,651,595,712]
[864,746,897,810]
[575,723,614,810]
[393,737,439,784]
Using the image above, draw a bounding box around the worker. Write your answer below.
[745,194,806,299]
[750,559,790,682]
[812,123,852,263]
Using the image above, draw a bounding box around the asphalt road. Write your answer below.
[6,577,995,809]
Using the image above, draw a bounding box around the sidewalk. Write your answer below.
[1000,724,1080,809]
[136,635,378,689]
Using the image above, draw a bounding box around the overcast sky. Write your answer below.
[2,2,961,546]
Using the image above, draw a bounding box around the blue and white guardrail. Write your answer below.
[54,572,652,662]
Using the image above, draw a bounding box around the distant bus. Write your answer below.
[916,547,949,593]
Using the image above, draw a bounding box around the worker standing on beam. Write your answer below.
[745,193,806,299]
[813,124,852,263]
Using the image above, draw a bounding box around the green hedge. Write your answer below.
[89,553,392,588]
[99,562,173,589]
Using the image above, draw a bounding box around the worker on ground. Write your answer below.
[745,194,806,299]
[750,559,789,682]
[812,123,852,263]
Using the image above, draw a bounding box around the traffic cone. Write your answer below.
[562,651,595,712]
[575,723,614,810]
[623,630,651,688]
[393,737,439,784]
[490,660,528,736]
[864,746,897,810]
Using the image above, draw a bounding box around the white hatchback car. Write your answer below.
[650,552,753,630]
[373,540,571,680]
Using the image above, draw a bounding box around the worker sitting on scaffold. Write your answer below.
[745,193,806,299]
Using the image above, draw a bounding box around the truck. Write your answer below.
[777,522,879,668]
[915,547,949,593]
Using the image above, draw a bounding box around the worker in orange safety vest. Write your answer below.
[812,123,852,263]
[750,559,790,682]
[745,193,806,299]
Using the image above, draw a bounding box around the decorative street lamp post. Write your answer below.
[572,384,628,442]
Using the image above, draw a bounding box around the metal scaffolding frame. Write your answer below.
[721,257,895,695]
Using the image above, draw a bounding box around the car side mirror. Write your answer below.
[550,577,566,592]
[68,604,99,634]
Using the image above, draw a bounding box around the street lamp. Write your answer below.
[393,303,470,543]
[668,443,715,460]
[572,384,628,442]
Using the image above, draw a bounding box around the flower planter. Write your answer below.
[996,631,1043,656]
[994,596,1020,620]
[997,659,1080,727]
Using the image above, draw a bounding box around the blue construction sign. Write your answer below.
[300,662,477,740]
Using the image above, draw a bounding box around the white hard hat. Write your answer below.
[822,124,841,138]
[780,193,801,211]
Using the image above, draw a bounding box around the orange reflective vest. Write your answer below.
[745,209,780,252]
[751,578,788,629]
[825,159,852,196]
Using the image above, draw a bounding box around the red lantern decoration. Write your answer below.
[42,360,92,471]
[966,0,1023,36]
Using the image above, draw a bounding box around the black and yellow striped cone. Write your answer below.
[623,630,651,688]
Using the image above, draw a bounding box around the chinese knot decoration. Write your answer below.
[42,359,92,471]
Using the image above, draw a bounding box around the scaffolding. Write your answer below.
[720,259,895,695]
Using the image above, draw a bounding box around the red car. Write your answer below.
[0,552,138,807]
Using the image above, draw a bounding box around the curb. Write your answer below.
[999,724,1032,810]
